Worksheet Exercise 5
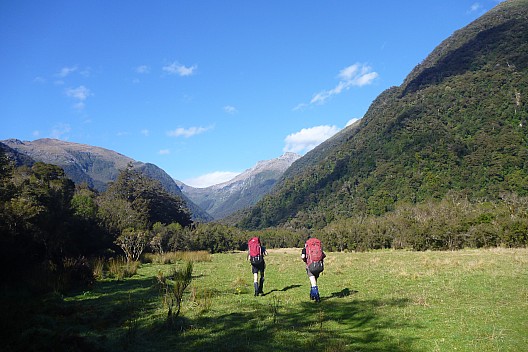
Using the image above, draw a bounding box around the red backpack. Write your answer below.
[248,237,263,265]
[305,238,323,265]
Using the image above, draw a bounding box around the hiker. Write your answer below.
[301,237,326,302]
[247,236,268,296]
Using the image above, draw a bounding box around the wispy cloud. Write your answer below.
[296,63,378,109]
[65,85,92,110]
[346,118,361,127]
[184,171,240,188]
[468,2,482,13]
[135,65,150,74]
[33,76,46,84]
[167,126,210,138]
[57,66,78,78]
[163,62,197,76]
[224,105,238,114]
[310,64,378,105]
[141,129,150,136]
[158,149,170,155]
[50,123,71,140]
[283,125,340,154]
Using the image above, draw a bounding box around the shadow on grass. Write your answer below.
[153,296,417,352]
[6,277,419,352]
[262,284,302,296]
[3,275,160,352]
[327,287,359,299]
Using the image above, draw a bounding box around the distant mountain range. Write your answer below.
[236,0,528,229]
[177,152,300,220]
[0,138,215,221]
[0,138,300,221]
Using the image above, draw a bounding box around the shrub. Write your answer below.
[57,257,95,293]
[107,257,139,280]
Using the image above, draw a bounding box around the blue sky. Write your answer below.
[0,0,504,187]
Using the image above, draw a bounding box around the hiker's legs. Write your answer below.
[309,275,317,287]
[252,264,265,296]
[307,268,320,302]
[259,269,265,294]
[252,266,259,296]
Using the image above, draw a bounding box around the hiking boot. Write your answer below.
[310,286,317,300]
[311,286,320,302]
[254,282,259,296]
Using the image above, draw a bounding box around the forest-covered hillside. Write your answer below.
[237,0,528,230]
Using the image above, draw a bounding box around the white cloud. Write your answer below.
[346,118,361,127]
[158,149,170,155]
[184,171,240,188]
[292,103,308,111]
[163,62,197,76]
[224,105,238,114]
[50,123,71,140]
[167,126,210,138]
[65,85,92,110]
[141,129,150,136]
[283,125,340,154]
[306,63,378,106]
[33,76,46,84]
[65,86,91,100]
[57,66,77,78]
[469,3,482,12]
[136,65,150,74]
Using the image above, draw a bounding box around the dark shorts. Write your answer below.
[306,261,324,278]
[251,261,265,274]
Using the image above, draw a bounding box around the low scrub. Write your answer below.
[143,251,212,264]
[107,257,139,280]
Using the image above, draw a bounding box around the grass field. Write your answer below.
[12,248,528,351]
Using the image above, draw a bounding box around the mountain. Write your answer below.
[1,138,213,222]
[0,140,36,167]
[237,0,528,230]
[178,152,301,220]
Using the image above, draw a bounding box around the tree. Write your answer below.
[115,228,149,262]
[98,165,192,236]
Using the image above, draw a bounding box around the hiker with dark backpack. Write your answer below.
[301,237,326,302]
[247,236,268,296]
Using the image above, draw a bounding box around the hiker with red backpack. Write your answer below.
[247,236,268,296]
[301,237,326,302]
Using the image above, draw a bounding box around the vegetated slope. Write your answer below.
[179,152,300,220]
[1,138,212,222]
[238,0,528,230]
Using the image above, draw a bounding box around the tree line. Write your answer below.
[1,150,526,294]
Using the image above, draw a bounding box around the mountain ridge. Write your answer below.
[1,138,213,222]
[236,0,528,230]
[178,152,300,219]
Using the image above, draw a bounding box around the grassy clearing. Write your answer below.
[8,248,527,351]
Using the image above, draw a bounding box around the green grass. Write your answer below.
[7,248,528,351]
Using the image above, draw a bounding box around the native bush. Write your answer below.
[107,257,139,280]
[157,261,193,322]
[56,256,95,293]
